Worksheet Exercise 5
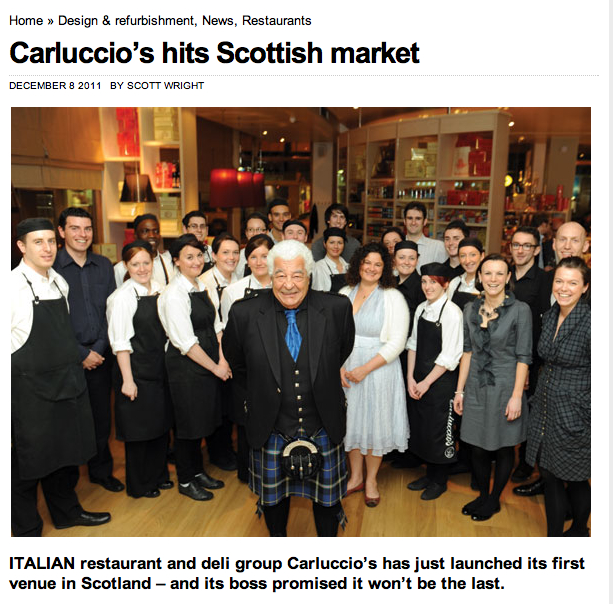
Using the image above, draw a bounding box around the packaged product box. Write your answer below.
[404,160,426,178]
[452,147,471,177]
[425,166,436,179]
[426,141,438,152]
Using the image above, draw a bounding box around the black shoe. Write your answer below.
[462,496,487,516]
[178,481,213,501]
[511,462,533,483]
[513,477,545,497]
[158,480,174,490]
[195,472,224,490]
[471,499,501,522]
[91,476,125,492]
[210,455,237,472]
[407,476,431,491]
[421,483,447,500]
[55,511,111,529]
[134,489,160,499]
[471,504,501,522]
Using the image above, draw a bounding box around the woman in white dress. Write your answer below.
[311,228,349,293]
[340,242,410,507]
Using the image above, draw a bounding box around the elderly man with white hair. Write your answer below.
[222,240,355,537]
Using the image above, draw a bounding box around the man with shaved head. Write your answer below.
[552,221,589,262]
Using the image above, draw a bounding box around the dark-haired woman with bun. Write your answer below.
[406,263,463,501]
[158,234,231,502]
[446,237,484,310]
[219,234,274,483]
[106,240,172,499]
[526,257,591,537]
[453,254,532,521]
[312,228,349,293]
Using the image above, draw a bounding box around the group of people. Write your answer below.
[11,198,591,539]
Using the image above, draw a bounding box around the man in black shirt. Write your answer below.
[54,208,124,493]
[508,226,551,486]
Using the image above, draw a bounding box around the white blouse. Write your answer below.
[198,265,239,313]
[406,295,463,371]
[106,278,164,354]
[158,273,222,355]
[311,256,349,292]
[220,275,272,326]
[11,261,70,354]
[447,273,478,300]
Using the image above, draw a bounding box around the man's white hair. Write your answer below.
[267,240,314,276]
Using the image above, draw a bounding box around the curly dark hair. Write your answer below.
[345,241,396,289]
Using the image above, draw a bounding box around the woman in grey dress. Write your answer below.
[453,254,532,521]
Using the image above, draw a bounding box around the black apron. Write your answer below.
[451,287,478,311]
[113,291,173,442]
[328,263,347,294]
[11,276,96,480]
[408,300,458,464]
[165,289,221,439]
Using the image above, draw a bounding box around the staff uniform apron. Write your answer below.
[114,292,173,442]
[165,289,221,439]
[328,263,347,294]
[451,288,478,311]
[408,300,458,464]
[11,276,95,480]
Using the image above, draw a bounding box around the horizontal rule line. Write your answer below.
[8,74,600,77]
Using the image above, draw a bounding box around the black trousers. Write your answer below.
[262,497,343,537]
[426,463,449,485]
[11,448,82,537]
[207,382,235,461]
[84,353,114,480]
[124,433,170,497]
[174,438,205,484]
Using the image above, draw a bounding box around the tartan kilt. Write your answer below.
[249,428,347,507]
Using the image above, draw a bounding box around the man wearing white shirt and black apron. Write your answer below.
[11,218,110,536]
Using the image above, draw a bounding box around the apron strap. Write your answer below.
[435,299,448,327]
[21,272,64,305]
[158,254,170,285]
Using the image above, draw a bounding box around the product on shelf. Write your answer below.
[153,107,179,141]
[115,107,139,156]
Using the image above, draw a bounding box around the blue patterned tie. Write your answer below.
[284,309,302,361]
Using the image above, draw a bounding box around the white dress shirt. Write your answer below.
[106,278,164,353]
[407,295,463,371]
[408,234,448,271]
[220,275,272,326]
[11,261,70,354]
[198,265,239,313]
[114,250,173,289]
[447,273,479,300]
[311,255,349,291]
[158,273,222,355]
[235,248,248,279]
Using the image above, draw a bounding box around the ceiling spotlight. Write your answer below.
[509,121,515,127]
[518,136,525,142]
[352,107,359,110]
[262,130,268,135]
[289,116,296,124]
[280,137,285,143]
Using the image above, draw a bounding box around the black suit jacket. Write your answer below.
[222,289,355,448]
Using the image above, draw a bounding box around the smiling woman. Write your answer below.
[453,254,532,522]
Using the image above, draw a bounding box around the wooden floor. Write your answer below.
[37,439,577,538]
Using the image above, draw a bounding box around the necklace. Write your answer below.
[479,300,502,319]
